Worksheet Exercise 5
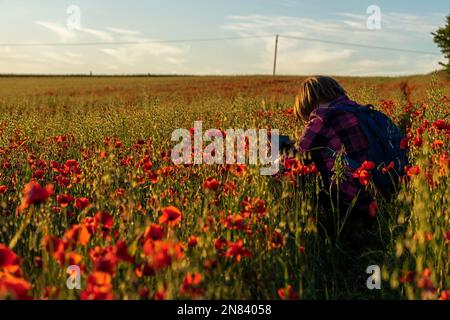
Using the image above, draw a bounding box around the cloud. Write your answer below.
[0,46,86,73]
[335,12,441,35]
[34,20,185,65]
[106,27,141,35]
[101,37,187,65]
[340,55,442,76]
[223,14,343,36]
[78,27,114,41]
[8,21,189,73]
[35,21,76,43]
[222,13,440,44]
[221,13,444,75]
[36,20,117,42]
[12,12,444,75]
[41,51,83,65]
[251,40,356,75]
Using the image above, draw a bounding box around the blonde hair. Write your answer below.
[294,76,347,122]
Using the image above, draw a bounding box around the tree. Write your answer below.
[432,14,450,76]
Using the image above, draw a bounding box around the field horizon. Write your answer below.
[0,69,447,78]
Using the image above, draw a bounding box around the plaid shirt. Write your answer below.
[297,96,372,212]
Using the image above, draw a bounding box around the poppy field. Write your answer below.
[0,73,449,300]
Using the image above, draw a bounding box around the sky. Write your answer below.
[0,0,448,76]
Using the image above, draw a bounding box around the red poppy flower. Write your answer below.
[270,231,285,249]
[56,194,74,208]
[229,164,247,176]
[89,246,117,275]
[144,223,165,241]
[225,240,251,262]
[444,231,450,243]
[159,206,182,226]
[148,171,159,184]
[283,158,300,170]
[214,238,228,252]
[187,236,198,248]
[141,160,153,171]
[440,156,450,174]
[56,175,70,187]
[399,270,416,284]
[142,240,184,270]
[42,235,66,264]
[64,224,91,246]
[65,159,79,168]
[277,285,299,300]
[32,169,45,179]
[203,177,221,191]
[42,286,60,300]
[400,137,409,149]
[353,169,371,186]
[82,217,97,235]
[18,181,53,212]
[180,272,204,298]
[116,188,125,196]
[154,287,167,300]
[0,245,21,275]
[114,140,122,148]
[361,161,375,170]
[224,214,246,231]
[80,272,113,300]
[433,140,444,149]
[440,291,450,300]
[412,136,423,147]
[0,185,7,194]
[94,212,114,235]
[433,119,449,130]
[0,272,32,300]
[64,252,83,266]
[253,198,268,215]
[115,240,134,264]
[307,163,318,174]
[352,161,376,186]
[120,158,133,167]
[183,272,202,287]
[406,166,421,177]
[382,161,395,174]
[74,197,90,210]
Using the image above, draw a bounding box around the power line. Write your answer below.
[0,35,273,47]
[0,33,441,56]
[279,34,441,56]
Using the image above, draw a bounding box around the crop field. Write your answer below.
[0,73,449,300]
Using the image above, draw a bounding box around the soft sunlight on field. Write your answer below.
[0,73,449,299]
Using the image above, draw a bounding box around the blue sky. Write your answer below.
[0,0,448,75]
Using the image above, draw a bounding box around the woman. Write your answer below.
[294,76,374,219]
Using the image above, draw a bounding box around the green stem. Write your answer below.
[9,208,33,249]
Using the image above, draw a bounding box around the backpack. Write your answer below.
[330,102,409,193]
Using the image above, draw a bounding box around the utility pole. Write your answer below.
[273,34,279,76]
